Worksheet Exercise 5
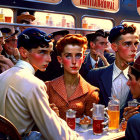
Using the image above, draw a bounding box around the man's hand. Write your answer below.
[13,48,20,60]
[95,50,109,66]
[123,105,140,121]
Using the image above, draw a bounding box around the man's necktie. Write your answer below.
[95,62,98,68]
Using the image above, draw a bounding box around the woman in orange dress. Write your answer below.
[45,34,99,120]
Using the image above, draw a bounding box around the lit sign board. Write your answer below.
[72,0,119,12]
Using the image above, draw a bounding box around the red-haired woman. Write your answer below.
[45,34,99,120]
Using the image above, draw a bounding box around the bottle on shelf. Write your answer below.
[48,16,53,26]
[82,19,88,29]
[0,9,5,22]
[46,14,50,25]
[62,16,66,27]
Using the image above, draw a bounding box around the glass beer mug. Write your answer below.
[92,104,108,135]
[66,109,76,130]
[108,97,120,132]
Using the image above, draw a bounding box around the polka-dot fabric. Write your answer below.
[45,75,99,120]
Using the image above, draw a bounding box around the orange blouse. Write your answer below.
[45,75,99,120]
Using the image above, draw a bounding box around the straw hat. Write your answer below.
[17,12,35,23]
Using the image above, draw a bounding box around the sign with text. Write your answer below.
[72,0,119,12]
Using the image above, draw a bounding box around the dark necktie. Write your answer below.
[95,62,98,68]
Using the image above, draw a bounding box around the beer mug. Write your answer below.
[128,99,139,107]
[108,97,120,132]
[66,109,76,130]
[92,104,108,135]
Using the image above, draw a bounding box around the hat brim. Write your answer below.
[17,15,35,23]
[5,30,19,40]
[52,30,69,37]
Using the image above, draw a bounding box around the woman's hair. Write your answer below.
[55,34,87,56]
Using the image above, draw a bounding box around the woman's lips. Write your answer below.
[71,67,77,70]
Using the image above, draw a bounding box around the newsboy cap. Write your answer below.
[52,30,69,37]
[108,25,124,43]
[17,28,52,49]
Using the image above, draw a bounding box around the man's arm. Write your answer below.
[27,83,79,140]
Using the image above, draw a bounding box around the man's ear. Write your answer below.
[111,43,118,52]
[19,47,28,59]
[90,41,95,49]
[57,56,62,64]
[138,78,140,87]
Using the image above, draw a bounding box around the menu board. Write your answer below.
[72,0,119,13]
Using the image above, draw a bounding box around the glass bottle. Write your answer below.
[66,109,76,130]
[0,9,4,22]
[62,16,66,27]
[108,96,120,132]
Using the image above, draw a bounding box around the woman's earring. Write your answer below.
[60,63,63,68]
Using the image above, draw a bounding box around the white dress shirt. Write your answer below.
[112,63,130,109]
[0,60,79,140]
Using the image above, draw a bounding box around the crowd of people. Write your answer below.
[0,11,140,140]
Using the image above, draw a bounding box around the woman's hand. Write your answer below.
[50,103,59,117]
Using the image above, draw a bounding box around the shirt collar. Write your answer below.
[113,62,129,81]
[90,55,99,68]
[15,60,35,75]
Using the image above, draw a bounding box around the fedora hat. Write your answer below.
[17,12,35,23]
[0,27,19,40]
[131,56,140,72]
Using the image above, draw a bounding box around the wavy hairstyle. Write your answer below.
[55,34,87,56]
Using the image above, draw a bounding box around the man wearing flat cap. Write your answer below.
[124,56,140,140]
[1,27,19,64]
[0,28,79,140]
[36,30,69,81]
[80,29,115,79]
[87,24,139,118]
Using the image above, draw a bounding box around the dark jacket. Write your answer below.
[86,64,132,118]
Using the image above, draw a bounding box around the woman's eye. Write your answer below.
[66,54,71,58]
[76,54,82,59]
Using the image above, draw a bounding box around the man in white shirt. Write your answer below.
[0,28,79,140]
[87,24,139,118]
